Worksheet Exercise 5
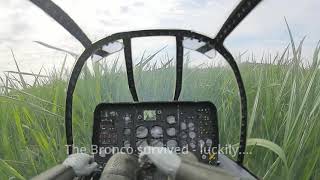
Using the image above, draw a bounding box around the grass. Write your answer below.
[0,36,320,180]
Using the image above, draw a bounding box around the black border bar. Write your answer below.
[174,36,184,100]
[29,0,92,48]
[197,0,262,53]
[123,38,139,102]
[215,45,248,164]
[216,0,262,43]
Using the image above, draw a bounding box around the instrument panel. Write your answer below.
[92,101,219,167]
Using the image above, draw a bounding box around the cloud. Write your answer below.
[224,0,320,62]
[0,0,319,73]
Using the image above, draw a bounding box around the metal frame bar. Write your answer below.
[29,0,92,48]
[123,38,139,101]
[174,36,184,100]
[197,0,262,53]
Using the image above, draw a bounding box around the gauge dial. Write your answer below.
[167,115,176,124]
[150,139,164,147]
[123,140,130,148]
[136,139,148,148]
[189,131,196,139]
[124,128,131,135]
[136,126,148,138]
[167,140,178,149]
[206,139,213,146]
[166,127,176,136]
[188,122,195,131]
[180,122,187,130]
[199,139,205,147]
[151,126,163,138]
[201,154,207,160]
[189,140,196,149]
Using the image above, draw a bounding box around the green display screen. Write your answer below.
[143,110,156,121]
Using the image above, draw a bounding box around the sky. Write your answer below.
[0,0,319,74]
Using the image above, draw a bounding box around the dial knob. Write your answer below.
[167,140,178,149]
[136,126,148,138]
[180,122,187,130]
[188,122,195,131]
[206,139,213,146]
[189,131,196,139]
[167,115,176,124]
[166,127,176,137]
[151,126,163,138]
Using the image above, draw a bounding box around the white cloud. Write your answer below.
[0,0,319,73]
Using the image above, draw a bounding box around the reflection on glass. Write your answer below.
[91,41,124,62]
[183,37,205,50]
[102,41,123,54]
[204,49,217,59]
[183,37,217,59]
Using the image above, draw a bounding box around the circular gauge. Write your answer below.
[136,139,148,148]
[123,140,130,148]
[167,115,176,124]
[180,122,187,130]
[188,122,195,131]
[189,140,196,149]
[206,139,213,146]
[166,127,176,136]
[151,126,163,138]
[136,126,148,138]
[124,128,131,135]
[150,139,164,147]
[180,132,187,139]
[189,131,196,139]
[198,139,205,147]
[201,154,207,160]
[167,140,178,149]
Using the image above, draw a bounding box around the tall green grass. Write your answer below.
[0,37,320,179]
